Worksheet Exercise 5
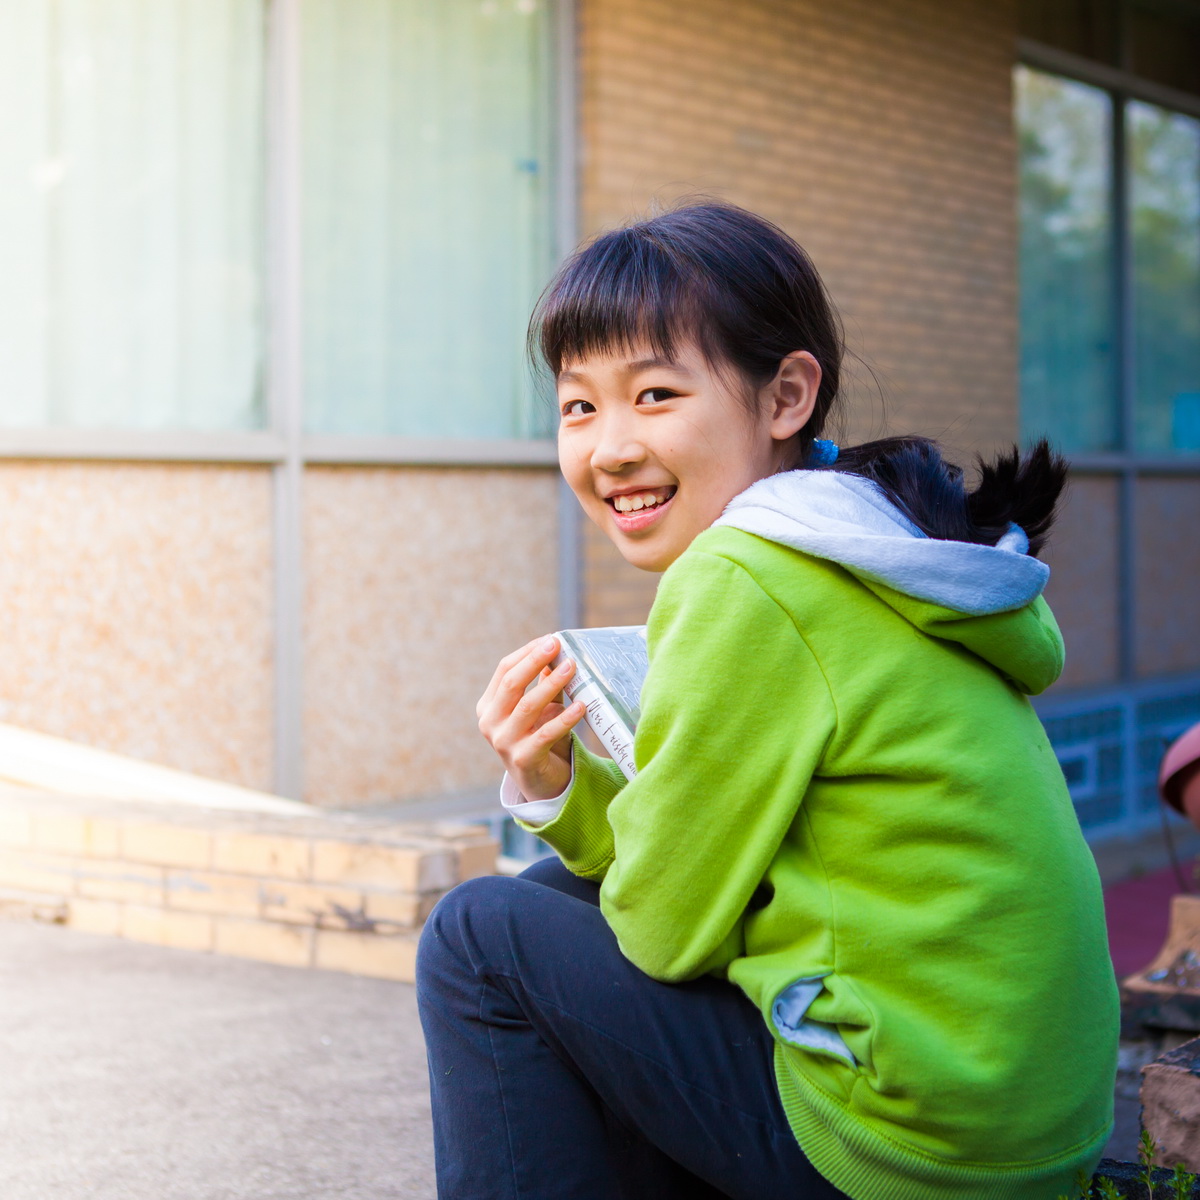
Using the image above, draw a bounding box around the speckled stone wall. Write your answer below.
[1041,476,1121,691]
[0,462,274,788]
[302,466,560,806]
[576,0,1022,627]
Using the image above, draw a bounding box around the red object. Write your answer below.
[1104,865,1180,979]
[1160,722,1200,829]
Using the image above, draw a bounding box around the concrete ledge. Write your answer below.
[0,786,497,981]
[0,885,68,924]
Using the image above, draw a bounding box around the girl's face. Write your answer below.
[556,341,820,573]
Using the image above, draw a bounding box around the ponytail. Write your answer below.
[827,437,1067,557]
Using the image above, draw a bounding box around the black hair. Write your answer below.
[530,201,1066,556]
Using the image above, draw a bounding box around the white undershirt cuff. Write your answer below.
[499,744,574,827]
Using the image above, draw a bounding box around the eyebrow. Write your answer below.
[557,355,689,384]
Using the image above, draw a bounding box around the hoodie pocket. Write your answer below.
[771,974,857,1068]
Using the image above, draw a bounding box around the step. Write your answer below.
[0,786,497,981]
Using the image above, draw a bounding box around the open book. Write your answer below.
[552,626,648,780]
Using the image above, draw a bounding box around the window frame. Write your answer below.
[1018,36,1200,686]
[263,0,575,798]
[0,0,571,469]
[0,0,576,800]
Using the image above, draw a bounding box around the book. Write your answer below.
[552,626,648,780]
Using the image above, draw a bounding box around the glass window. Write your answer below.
[1016,67,1119,453]
[300,0,556,439]
[0,0,265,430]
[1128,100,1200,452]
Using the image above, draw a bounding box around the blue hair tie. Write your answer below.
[809,439,839,467]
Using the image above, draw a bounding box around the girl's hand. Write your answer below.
[477,636,587,801]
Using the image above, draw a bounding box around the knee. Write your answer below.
[517,855,570,888]
[416,875,520,988]
[519,855,601,905]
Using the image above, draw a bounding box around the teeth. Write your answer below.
[613,490,670,513]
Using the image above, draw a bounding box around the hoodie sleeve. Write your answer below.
[511,740,626,876]
[529,547,838,983]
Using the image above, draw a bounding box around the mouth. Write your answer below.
[605,486,677,533]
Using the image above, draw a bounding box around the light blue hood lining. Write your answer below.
[772,975,857,1068]
[714,470,1049,617]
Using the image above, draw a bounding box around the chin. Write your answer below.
[608,534,683,575]
[626,553,671,574]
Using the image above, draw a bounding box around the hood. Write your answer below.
[714,470,1063,695]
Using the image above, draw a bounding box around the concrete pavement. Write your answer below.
[0,919,435,1199]
[0,913,1146,1196]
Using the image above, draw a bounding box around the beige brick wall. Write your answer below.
[1041,476,1121,690]
[1135,478,1200,679]
[575,0,1021,627]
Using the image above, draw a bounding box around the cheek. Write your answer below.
[558,444,596,506]
[687,452,765,520]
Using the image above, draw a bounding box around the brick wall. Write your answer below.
[575,0,1021,627]
[1041,476,1121,689]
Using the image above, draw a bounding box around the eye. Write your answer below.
[560,399,595,417]
[636,387,678,405]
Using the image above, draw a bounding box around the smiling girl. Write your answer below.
[415,203,1118,1200]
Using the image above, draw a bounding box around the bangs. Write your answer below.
[528,202,843,419]
[531,228,717,377]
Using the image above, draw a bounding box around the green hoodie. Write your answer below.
[521,526,1118,1200]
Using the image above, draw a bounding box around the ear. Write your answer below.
[762,351,821,442]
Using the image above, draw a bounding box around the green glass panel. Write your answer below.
[1129,99,1200,454]
[301,0,557,439]
[0,0,266,430]
[1016,66,1118,454]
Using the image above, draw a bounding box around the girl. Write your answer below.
[416,203,1119,1200]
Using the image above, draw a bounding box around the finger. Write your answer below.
[478,636,547,716]
[502,656,575,739]
[496,667,554,726]
[479,637,562,734]
[527,657,574,711]
[532,700,566,730]
[532,699,587,747]
[492,637,563,717]
[481,636,541,703]
[511,700,585,771]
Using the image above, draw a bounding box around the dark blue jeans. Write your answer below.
[415,856,847,1200]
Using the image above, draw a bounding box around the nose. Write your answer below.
[590,407,647,474]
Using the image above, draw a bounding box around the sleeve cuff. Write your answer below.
[499,745,574,827]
